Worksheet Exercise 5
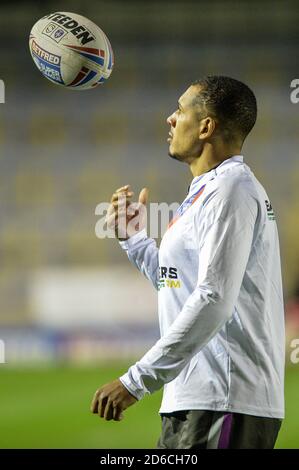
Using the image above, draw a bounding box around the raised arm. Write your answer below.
[106,185,159,289]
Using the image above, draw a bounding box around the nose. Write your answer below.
[167,111,176,127]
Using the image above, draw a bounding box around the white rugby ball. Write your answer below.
[29,12,114,90]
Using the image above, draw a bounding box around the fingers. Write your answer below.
[110,185,148,205]
[91,390,100,413]
[111,200,131,210]
[110,186,148,206]
[106,185,148,239]
[106,198,130,218]
[99,396,106,417]
[107,186,135,236]
[113,406,124,422]
[91,390,113,420]
[111,190,134,203]
[105,205,138,234]
[110,185,133,203]
[116,184,130,193]
[138,187,149,205]
[91,391,124,422]
[103,398,114,421]
[102,400,123,422]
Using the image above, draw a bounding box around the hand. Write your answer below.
[91,379,138,421]
[106,185,149,240]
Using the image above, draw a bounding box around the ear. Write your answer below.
[198,116,216,140]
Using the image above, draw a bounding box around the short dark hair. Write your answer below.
[191,76,257,143]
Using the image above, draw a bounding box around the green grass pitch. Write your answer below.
[0,362,298,448]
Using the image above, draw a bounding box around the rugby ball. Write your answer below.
[29,12,114,90]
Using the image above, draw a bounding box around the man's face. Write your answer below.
[167,86,204,163]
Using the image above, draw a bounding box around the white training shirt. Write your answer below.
[119,155,285,419]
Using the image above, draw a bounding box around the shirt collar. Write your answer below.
[188,155,244,194]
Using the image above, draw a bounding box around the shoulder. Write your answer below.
[201,165,259,218]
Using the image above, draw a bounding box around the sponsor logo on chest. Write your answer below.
[158,266,181,290]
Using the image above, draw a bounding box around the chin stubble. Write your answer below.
[168,150,184,162]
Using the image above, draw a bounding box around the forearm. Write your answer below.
[119,286,232,400]
[119,229,159,289]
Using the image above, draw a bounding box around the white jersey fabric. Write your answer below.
[119,155,285,419]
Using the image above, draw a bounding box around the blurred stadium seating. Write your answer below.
[0,0,298,326]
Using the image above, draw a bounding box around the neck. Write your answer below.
[189,143,242,177]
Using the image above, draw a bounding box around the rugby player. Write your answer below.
[91,76,285,449]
